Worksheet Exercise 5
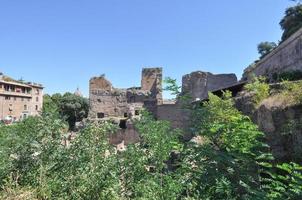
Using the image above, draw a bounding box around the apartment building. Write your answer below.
[0,72,43,122]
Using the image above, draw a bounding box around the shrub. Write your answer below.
[264,162,302,199]
[273,70,302,82]
[117,110,183,199]
[244,76,270,106]
[179,92,271,199]
[280,80,302,105]
[1,82,302,199]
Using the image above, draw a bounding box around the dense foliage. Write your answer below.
[272,70,302,82]
[280,3,302,41]
[257,42,277,59]
[43,93,89,130]
[280,80,302,105]
[244,76,270,106]
[1,82,302,199]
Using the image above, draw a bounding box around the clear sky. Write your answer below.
[0,0,296,98]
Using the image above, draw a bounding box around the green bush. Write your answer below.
[179,92,270,199]
[116,110,183,199]
[280,80,302,105]
[273,70,302,82]
[1,87,302,199]
[244,76,270,106]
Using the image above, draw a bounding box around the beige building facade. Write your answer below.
[0,73,43,122]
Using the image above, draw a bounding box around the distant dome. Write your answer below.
[74,87,83,97]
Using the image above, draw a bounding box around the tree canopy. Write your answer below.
[280,4,302,41]
[43,93,89,130]
[257,42,277,59]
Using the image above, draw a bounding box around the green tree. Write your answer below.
[178,92,271,199]
[58,93,89,130]
[258,42,277,59]
[42,94,59,116]
[280,4,302,41]
[43,93,89,130]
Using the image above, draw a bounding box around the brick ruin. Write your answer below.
[89,68,163,144]
[89,25,302,131]
[89,68,237,144]
[89,67,163,121]
[157,71,237,140]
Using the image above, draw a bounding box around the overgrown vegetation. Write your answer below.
[280,80,302,105]
[244,76,270,106]
[43,93,89,130]
[0,79,302,199]
[272,70,302,82]
[280,3,302,41]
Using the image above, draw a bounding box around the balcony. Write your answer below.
[0,90,32,98]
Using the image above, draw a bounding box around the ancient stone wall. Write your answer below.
[89,76,128,119]
[141,67,163,105]
[90,69,240,143]
[181,71,237,100]
[156,71,237,141]
[242,27,302,81]
[89,68,163,120]
[157,102,192,140]
[235,88,302,163]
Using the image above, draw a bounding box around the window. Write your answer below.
[14,97,17,101]
[16,88,21,93]
[4,85,9,91]
[9,104,12,112]
[24,105,27,110]
[35,105,38,111]
[5,96,10,100]
[130,96,135,103]
[36,89,39,95]
[36,97,39,102]
[97,113,105,118]
[119,119,127,129]
[124,113,128,118]
[135,110,140,116]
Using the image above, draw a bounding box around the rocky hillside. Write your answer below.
[235,80,302,163]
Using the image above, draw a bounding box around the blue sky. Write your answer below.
[0,0,296,98]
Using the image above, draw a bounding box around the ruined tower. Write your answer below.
[141,67,163,104]
[141,67,163,116]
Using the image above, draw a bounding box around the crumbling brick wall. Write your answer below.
[89,68,163,120]
[89,76,128,119]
